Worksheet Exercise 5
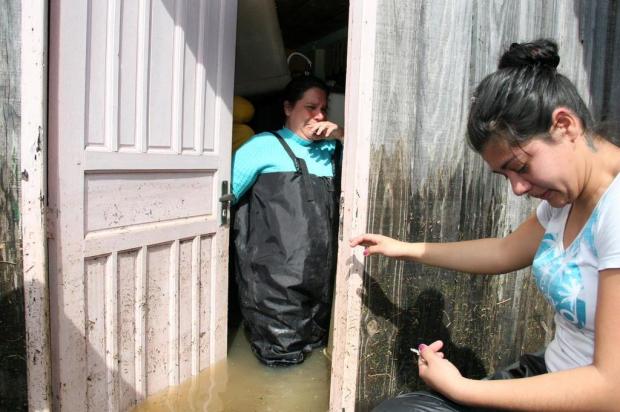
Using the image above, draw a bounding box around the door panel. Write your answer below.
[48,0,236,410]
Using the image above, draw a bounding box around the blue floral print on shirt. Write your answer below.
[532,209,599,330]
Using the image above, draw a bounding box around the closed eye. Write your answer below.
[515,163,528,174]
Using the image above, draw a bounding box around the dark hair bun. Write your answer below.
[498,39,560,70]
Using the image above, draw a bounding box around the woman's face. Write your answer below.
[284,87,328,140]
[481,135,580,208]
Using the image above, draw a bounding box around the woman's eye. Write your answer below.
[516,164,528,174]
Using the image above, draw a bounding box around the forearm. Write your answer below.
[396,213,541,274]
[456,366,619,411]
[399,237,528,275]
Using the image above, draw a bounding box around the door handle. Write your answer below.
[219,181,234,225]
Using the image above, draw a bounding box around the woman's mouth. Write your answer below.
[530,190,551,200]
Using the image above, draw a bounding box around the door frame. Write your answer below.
[22,0,376,410]
[328,1,377,410]
[21,1,52,411]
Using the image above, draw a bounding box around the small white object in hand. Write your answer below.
[410,348,420,355]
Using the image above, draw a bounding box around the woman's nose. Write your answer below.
[314,110,326,121]
[508,173,532,196]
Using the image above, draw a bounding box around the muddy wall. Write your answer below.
[0,1,27,410]
[357,1,620,409]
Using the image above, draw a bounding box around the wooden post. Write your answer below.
[329,1,377,411]
[21,1,52,411]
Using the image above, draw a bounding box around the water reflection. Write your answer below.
[132,327,330,411]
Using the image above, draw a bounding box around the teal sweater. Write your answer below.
[232,128,337,203]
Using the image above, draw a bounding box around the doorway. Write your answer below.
[227,0,349,410]
[130,1,350,411]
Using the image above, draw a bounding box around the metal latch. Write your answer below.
[219,180,234,225]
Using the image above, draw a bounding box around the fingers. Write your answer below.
[308,121,340,139]
[315,123,329,136]
[349,234,378,247]
[428,340,444,352]
[419,340,444,364]
[349,234,383,257]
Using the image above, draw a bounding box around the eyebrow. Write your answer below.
[491,155,517,174]
[306,102,328,110]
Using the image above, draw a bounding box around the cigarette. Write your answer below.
[410,347,419,355]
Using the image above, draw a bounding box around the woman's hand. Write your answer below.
[418,340,468,402]
[306,121,344,142]
[349,233,416,258]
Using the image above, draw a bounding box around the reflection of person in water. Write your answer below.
[231,75,343,366]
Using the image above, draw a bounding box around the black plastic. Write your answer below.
[232,132,340,366]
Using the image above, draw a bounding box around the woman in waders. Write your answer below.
[231,75,343,366]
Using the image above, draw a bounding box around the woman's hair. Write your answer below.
[282,75,330,106]
[467,39,593,153]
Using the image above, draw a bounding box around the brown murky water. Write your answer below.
[132,327,330,412]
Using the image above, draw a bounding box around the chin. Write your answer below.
[547,197,570,208]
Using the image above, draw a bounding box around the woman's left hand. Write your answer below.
[418,340,468,401]
[306,121,344,142]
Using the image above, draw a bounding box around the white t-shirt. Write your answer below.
[534,173,620,372]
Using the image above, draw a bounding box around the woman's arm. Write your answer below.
[420,267,620,411]
[350,212,544,275]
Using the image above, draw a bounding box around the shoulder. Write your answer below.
[597,174,620,220]
[592,175,620,267]
[234,132,279,159]
[237,132,278,151]
[535,201,563,228]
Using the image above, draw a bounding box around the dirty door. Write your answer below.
[47,0,236,410]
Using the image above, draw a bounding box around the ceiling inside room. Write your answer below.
[274,0,349,49]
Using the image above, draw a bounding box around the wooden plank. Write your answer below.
[117,250,138,411]
[48,1,90,408]
[178,239,194,382]
[0,1,27,410]
[145,244,171,396]
[21,0,52,408]
[85,257,108,412]
[135,247,148,401]
[328,1,377,411]
[83,215,218,258]
[168,240,180,387]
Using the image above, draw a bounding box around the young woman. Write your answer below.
[232,75,343,366]
[351,39,620,410]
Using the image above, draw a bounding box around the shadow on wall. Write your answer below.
[363,276,487,390]
[0,285,27,411]
[46,276,140,411]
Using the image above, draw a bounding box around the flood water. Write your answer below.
[131,327,331,412]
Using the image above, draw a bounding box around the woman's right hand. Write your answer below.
[349,234,414,258]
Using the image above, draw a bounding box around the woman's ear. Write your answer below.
[550,107,582,143]
[283,101,292,117]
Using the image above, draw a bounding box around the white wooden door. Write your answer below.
[47,0,236,410]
